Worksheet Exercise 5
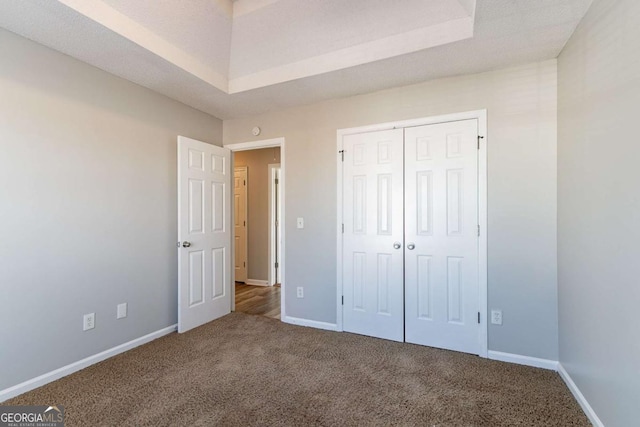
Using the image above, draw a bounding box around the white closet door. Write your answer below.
[404,120,480,354]
[342,129,404,342]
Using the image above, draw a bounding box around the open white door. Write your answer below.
[178,136,231,333]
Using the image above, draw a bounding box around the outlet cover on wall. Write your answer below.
[83,313,95,331]
[117,303,127,319]
[296,287,304,298]
[491,309,503,325]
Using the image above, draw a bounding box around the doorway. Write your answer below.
[227,138,286,320]
[336,111,488,357]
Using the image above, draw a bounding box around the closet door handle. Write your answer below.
[393,242,402,250]
[407,243,415,250]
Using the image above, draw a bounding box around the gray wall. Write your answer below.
[224,60,559,360]
[558,0,640,425]
[234,147,281,281]
[0,29,222,391]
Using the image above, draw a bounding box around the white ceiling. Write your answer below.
[0,0,593,119]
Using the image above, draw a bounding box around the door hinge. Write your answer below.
[478,312,480,324]
[244,180,246,186]
[275,262,279,268]
[342,223,344,233]
[243,262,246,267]
[244,220,246,227]
[341,296,344,305]
[477,225,480,236]
[275,178,279,184]
[477,135,484,149]
[339,150,344,162]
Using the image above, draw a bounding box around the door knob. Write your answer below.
[182,241,191,248]
[407,243,415,250]
[393,242,401,250]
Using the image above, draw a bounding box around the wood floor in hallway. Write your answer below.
[235,282,281,319]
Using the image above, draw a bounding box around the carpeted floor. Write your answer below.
[7,313,590,426]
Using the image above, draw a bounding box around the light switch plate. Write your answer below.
[296,217,304,229]
[117,303,127,319]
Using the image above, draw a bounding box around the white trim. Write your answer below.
[283,316,338,332]
[336,137,344,332]
[268,164,282,286]
[336,110,489,138]
[226,137,286,320]
[245,279,270,287]
[336,109,488,356]
[0,324,177,403]
[224,138,284,152]
[477,110,488,358]
[488,351,558,371]
[558,363,605,427]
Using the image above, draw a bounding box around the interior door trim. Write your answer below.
[224,137,286,320]
[336,109,488,358]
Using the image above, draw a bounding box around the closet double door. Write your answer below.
[342,119,480,355]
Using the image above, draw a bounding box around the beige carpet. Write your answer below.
[7,313,589,426]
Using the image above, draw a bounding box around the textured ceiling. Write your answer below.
[0,0,593,119]
[229,0,469,78]
[101,0,233,79]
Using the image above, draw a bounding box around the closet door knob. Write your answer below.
[393,242,401,250]
[407,243,415,250]
[182,241,192,248]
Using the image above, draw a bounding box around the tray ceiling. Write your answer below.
[0,0,593,119]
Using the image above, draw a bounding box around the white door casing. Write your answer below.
[268,164,282,285]
[234,167,248,283]
[342,129,405,342]
[178,136,231,333]
[224,137,286,319]
[404,119,480,354]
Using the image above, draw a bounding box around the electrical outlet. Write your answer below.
[296,217,304,229]
[83,313,95,331]
[296,287,304,298]
[117,303,127,319]
[491,309,503,325]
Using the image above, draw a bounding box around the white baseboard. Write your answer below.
[244,279,270,286]
[283,315,338,331]
[0,324,177,403]
[488,350,559,371]
[558,363,604,427]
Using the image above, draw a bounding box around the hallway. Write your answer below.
[235,283,281,320]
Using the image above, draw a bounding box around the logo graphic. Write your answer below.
[0,405,64,427]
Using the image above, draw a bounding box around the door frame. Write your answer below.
[336,110,488,358]
[234,166,248,283]
[268,163,282,286]
[225,138,286,319]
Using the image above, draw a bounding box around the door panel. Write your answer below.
[233,167,248,282]
[178,136,231,333]
[342,129,404,342]
[404,120,480,354]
